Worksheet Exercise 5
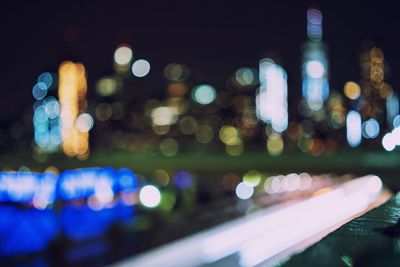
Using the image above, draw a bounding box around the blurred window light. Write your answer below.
[32,82,48,100]
[37,72,53,89]
[235,68,257,86]
[267,133,284,156]
[44,98,60,119]
[392,127,400,146]
[393,115,400,128]
[362,118,380,139]
[235,182,254,200]
[151,107,178,126]
[305,60,325,78]
[219,125,240,145]
[344,81,361,100]
[132,59,150,77]
[307,8,322,41]
[58,61,89,158]
[346,110,362,147]
[164,63,186,81]
[387,93,399,128]
[302,7,329,112]
[59,168,117,201]
[173,171,193,189]
[118,168,138,193]
[256,59,288,132]
[96,76,121,97]
[76,113,94,132]
[192,84,216,105]
[382,133,396,151]
[139,185,161,208]
[0,172,57,207]
[114,46,133,65]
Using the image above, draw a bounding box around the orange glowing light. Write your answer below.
[58,61,90,159]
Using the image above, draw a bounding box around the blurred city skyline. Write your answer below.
[1,0,400,124]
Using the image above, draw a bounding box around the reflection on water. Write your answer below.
[0,168,333,267]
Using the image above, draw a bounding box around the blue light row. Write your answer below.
[0,167,138,205]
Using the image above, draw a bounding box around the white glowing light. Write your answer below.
[94,179,114,204]
[306,60,325,79]
[76,113,94,132]
[235,182,254,200]
[256,59,288,133]
[114,46,133,65]
[346,110,362,147]
[151,107,178,126]
[393,127,400,146]
[132,59,150,77]
[382,132,396,151]
[110,176,382,267]
[139,185,161,208]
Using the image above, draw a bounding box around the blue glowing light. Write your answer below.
[387,93,399,128]
[37,72,53,89]
[307,8,322,41]
[33,97,62,151]
[346,110,362,147]
[362,118,380,139]
[32,82,48,100]
[302,8,329,112]
[58,168,117,201]
[44,98,60,119]
[173,171,193,189]
[192,84,216,105]
[33,105,48,125]
[394,115,400,128]
[118,168,137,193]
[0,172,57,206]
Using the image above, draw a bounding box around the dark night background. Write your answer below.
[1,0,399,125]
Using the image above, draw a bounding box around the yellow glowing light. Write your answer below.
[219,125,240,145]
[58,61,90,159]
[243,170,262,187]
[114,46,133,65]
[267,134,284,156]
[343,81,361,100]
[226,139,244,156]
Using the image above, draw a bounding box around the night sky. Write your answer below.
[1,0,400,125]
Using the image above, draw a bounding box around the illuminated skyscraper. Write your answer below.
[302,8,329,111]
[59,61,92,160]
[256,58,288,133]
[33,72,62,153]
